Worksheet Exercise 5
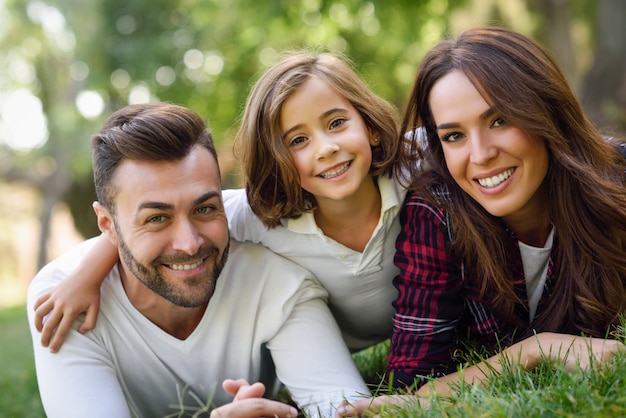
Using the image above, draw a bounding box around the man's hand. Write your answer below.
[209,379,299,418]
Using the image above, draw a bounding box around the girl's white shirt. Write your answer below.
[223,175,407,350]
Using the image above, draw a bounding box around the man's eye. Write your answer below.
[147,215,165,223]
[196,206,215,215]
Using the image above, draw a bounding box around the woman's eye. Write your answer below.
[491,117,506,128]
[329,118,346,130]
[440,132,463,143]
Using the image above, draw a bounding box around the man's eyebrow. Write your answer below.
[137,191,221,212]
[193,191,221,206]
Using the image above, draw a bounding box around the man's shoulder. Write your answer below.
[224,240,320,288]
[228,240,308,271]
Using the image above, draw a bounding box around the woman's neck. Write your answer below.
[502,183,552,247]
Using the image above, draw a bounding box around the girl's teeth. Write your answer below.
[320,162,350,179]
[170,259,203,270]
[478,168,515,188]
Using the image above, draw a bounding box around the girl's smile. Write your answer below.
[280,76,377,206]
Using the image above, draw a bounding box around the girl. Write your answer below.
[338,26,626,416]
[33,51,413,353]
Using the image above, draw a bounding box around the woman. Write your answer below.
[338,26,626,416]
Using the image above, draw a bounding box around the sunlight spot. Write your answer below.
[203,52,224,76]
[111,69,131,90]
[70,61,89,81]
[156,66,176,86]
[184,49,204,70]
[129,83,151,104]
[0,89,48,150]
[76,90,104,119]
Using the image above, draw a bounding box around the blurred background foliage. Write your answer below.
[0,0,625,293]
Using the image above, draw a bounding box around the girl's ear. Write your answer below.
[92,201,118,246]
[369,130,380,146]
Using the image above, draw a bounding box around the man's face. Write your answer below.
[101,145,229,307]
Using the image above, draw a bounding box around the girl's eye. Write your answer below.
[329,118,346,130]
[289,135,307,147]
[440,131,463,143]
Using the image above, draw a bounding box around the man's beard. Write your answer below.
[115,225,229,307]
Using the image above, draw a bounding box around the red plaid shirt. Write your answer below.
[388,184,557,388]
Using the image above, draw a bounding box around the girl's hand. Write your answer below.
[33,273,101,353]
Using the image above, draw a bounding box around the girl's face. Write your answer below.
[429,70,549,225]
[280,76,377,206]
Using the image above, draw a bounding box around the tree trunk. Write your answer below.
[580,0,626,135]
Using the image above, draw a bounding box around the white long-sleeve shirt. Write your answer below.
[223,175,407,350]
[28,239,369,418]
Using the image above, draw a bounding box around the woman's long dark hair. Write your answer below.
[404,26,626,337]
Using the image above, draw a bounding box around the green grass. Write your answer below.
[0,304,45,417]
[363,332,626,418]
[8,305,626,418]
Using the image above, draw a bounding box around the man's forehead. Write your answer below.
[111,147,221,209]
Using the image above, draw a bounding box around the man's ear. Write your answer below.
[93,201,118,246]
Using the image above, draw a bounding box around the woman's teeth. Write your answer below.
[319,162,350,179]
[477,168,515,188]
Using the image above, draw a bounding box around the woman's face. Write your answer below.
[429,70,549,225]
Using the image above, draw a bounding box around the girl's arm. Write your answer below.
[33,234,119,353]
[336,332,625,417]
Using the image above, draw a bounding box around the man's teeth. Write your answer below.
[170,259,203,270]
[477,168,515,188]
[319,162,350,179]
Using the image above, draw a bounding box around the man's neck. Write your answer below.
[118,263,207,340]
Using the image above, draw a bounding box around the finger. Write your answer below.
[222,379,249,396]
[48,313,84,353]
[78,304,99,333]
[233,382,265,401]
[33,298,54,333]
[210,398,298,418]
[33,293,52,311]
[39,308,64,348]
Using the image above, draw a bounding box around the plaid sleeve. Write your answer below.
[388,190,464,387]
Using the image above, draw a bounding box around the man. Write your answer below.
[27,103,369,418]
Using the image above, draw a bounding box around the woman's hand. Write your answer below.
[335,394,423,417]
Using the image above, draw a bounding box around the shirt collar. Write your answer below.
[286,175,405,234]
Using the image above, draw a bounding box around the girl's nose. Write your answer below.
[315,135,340,160]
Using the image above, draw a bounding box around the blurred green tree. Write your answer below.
[0,0,623,272]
